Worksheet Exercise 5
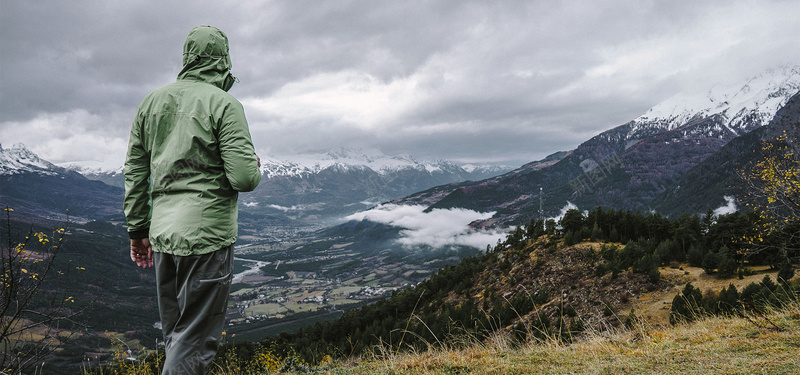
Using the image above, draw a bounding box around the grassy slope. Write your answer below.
[91,267,800,375]
[313,302,800,374]
[296,263,800,375]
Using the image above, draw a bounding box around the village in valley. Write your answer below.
[223,232,479,338]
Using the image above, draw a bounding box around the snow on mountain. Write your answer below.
[260,148,504,179]
[0,143,62,176]
[0,143,124,220]
[59,161,123,176]
[0,143,124,179]
[461,163,515,174]
[418,66,800,225]
[631,65,800,139]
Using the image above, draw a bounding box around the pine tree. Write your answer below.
[590,223,603,241]
[670,282,703,324]
[702,250,720,274]
[687,244,704,267]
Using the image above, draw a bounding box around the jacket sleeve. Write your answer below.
[218,100,261,192]
[123,115,152,238]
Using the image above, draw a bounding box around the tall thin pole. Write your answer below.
[539,187,543,222]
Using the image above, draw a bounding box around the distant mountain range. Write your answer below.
[403,65,800,225]
[244,148,514,221]
[259,148,511,179]
[48,147,512,223]
[57,161,124,188]
[1,144,513,225]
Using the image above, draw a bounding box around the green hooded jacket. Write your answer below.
[123,26,261,256]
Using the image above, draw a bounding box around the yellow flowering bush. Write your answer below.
[741,131,800,264]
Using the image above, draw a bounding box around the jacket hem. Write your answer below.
[152,237,236,256]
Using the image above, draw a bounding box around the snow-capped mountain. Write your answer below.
[0,144,123,220]
[572,66,800,165]
[0,143,63,176]
[0,143,125,187]
[652,89,800,218]
[630,65,800,139]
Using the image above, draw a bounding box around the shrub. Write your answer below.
[778,262,795,283]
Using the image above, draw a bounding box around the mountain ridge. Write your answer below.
[260,147,512,179]
[413,66,800,224]
[651,88,800,217]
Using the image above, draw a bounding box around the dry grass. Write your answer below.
[634,265,777,325]
[304,302,800,375]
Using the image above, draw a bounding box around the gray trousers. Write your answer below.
[154,245,233,375]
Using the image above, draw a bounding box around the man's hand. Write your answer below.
[257,155,261,168]
[131,237,153,269]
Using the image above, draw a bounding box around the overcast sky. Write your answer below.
[1,0,799,169]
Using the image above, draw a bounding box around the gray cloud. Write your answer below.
[2,0,799,169]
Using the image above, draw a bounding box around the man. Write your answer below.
[123,25,261,374]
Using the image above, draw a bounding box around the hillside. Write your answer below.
[241,206,797,365]
[652,88,800,217]
[0,215,160,375]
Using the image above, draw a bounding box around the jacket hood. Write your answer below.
[177,26,236,91]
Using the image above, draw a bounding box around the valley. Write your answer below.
[223,223,483,341]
